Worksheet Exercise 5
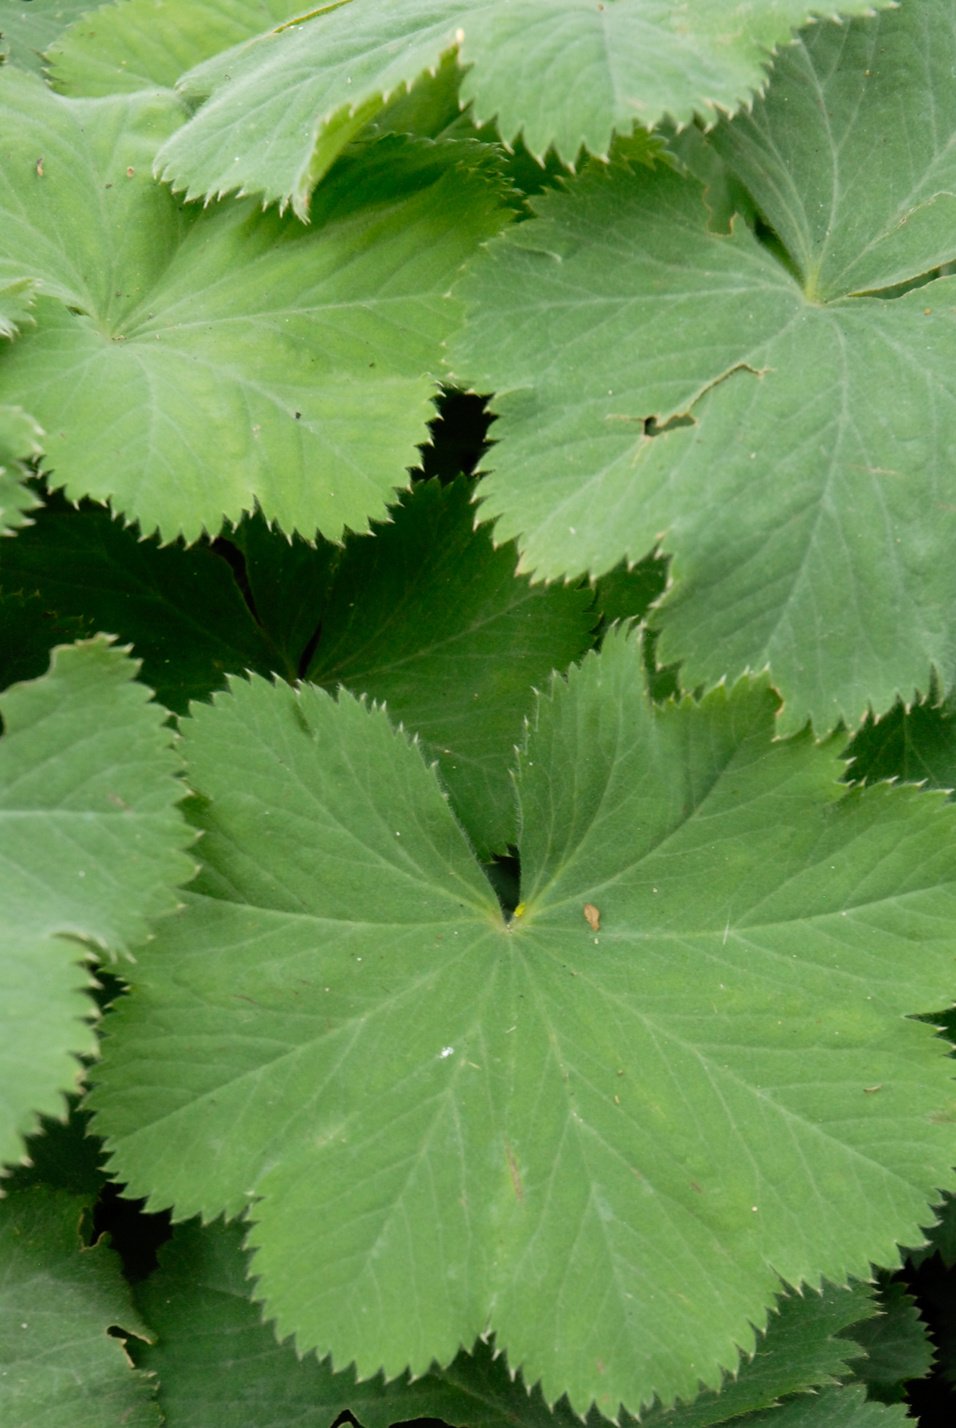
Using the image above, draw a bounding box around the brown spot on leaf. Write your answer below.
[583,903,601,932]
[504,1140,523,1201]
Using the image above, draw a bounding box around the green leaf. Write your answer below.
[133,1219,880,1428]
[90,627,956,1418]
[710,2,956,303]
[732,1384,911,1427]
[0,591,87,694]
[134,1218,360,1428]
[219,478,593,857]
[850,1276,933,1404]
[48,0,300,96]
[907,1191,956,1268]
[0,0,95,75]
[636,1283,876,1428]
[0,1185,159,1427]
[0,637,194,1169]
[305,478,594,857]
[0,68,508,541]
[0,277,37,340]
[451,0,956,733]
[6,1100,104,1199]
[0,402,42,536]
[135,1219,569,1428]
[0,495,283,712]
[846,693,956,797]
[155,0,894,218]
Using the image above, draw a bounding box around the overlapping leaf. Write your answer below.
[739,1385,910,1427]
[0,403,42,537]
[0,278,37,341]
[451,0,956,733]
[846,692,956,795]
[0,497,281,710]
[154,0,892,218]
[638,1283,875,1427]
[0,1186,158,1427]
[0,67,507,541]
[0,638,194,1169]
[851,1278,932,1405]
[304,478,594,856]
[134,1218,878,1428]
[89,627,956,1417]
[47,0,298,96]
[0,0,94,75]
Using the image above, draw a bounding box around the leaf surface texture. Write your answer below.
[451,0,956,731]
[90,629,956,1416]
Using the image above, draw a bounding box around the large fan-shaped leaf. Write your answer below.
[0,68,507,541]
[450,0,956,733]
[90,627,956,1417]
[154,0,893,218]
[0,638,194,1169]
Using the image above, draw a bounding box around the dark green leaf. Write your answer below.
[0,1185,159,1427]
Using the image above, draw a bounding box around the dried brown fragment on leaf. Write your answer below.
[583,903,601,932]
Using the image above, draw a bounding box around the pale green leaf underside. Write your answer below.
[90,629,956,1418]
[0,68,506,541]
[48,0,298,95]
[451,1,956,732]
[155,0,893,218]
[0,1186,158,1427]
[0,638,194,1169]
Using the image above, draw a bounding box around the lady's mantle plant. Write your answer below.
[1,1,954,1424]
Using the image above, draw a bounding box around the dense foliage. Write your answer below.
[1,1,955,1424]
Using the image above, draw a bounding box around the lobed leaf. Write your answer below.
[90,627,956,1417]
[134,1217,879,1428]
[0,638,195,1169]
[154,0,894,218]
[0,66,508,541]
[451,0,956,733]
